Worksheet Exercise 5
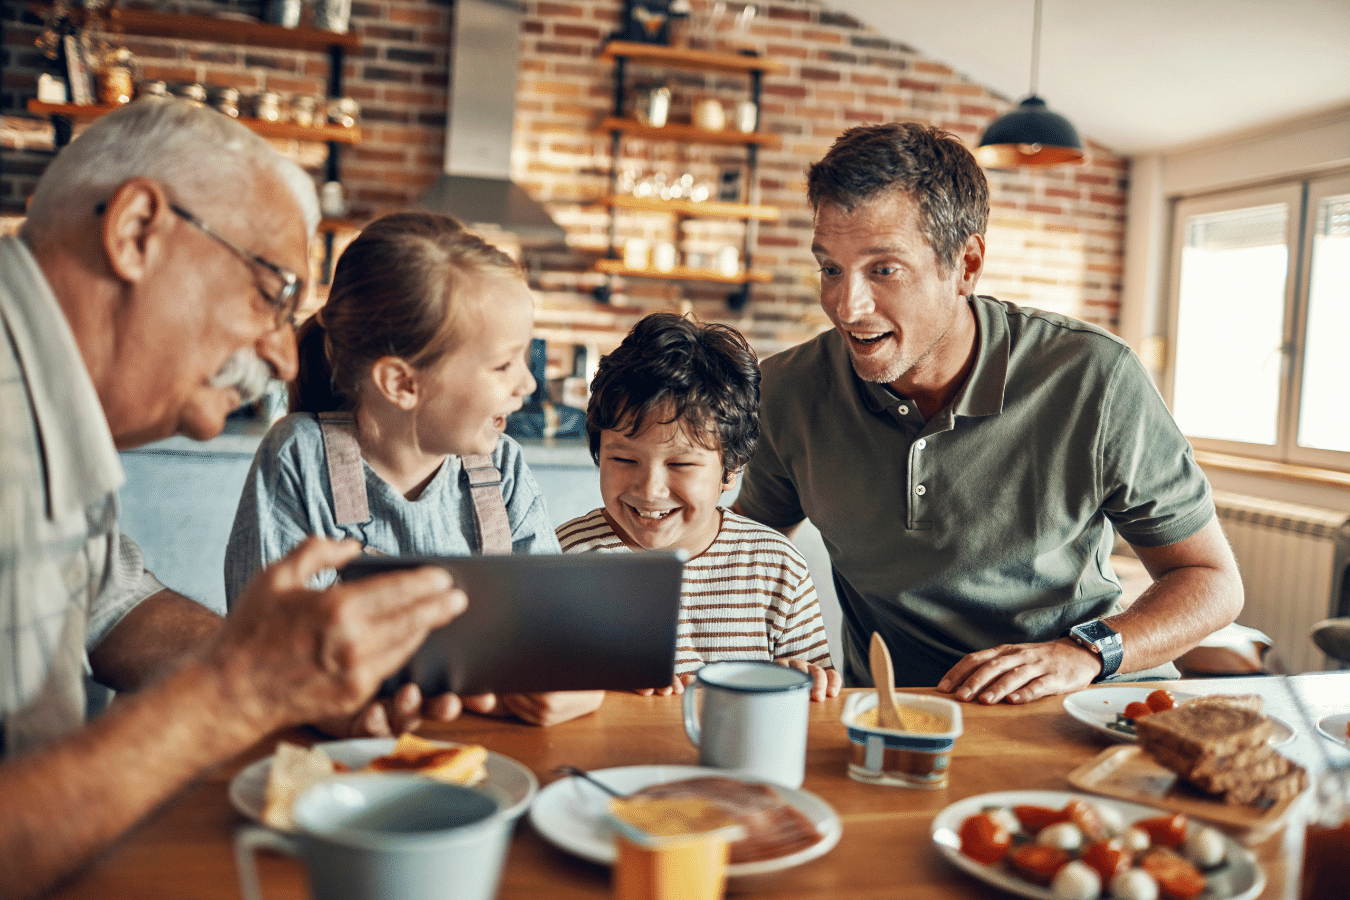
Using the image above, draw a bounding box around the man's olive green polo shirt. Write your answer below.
[738,296,1213,687]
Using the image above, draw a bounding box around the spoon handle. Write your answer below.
[554,765,628,799]
[869,632,904,730]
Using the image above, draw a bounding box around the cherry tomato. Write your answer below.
[1123,701,1153,720]
[1080,838,1132,882]
[1014,805,1071,834]
[959,813,1012,865]
[1009,844,1071,885]
[1064,798,1109,841]
[1141,846,1207,900]
[1136,813,1189,849]
[1145,689,1177,713]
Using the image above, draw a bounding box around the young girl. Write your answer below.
[224,212,603,729]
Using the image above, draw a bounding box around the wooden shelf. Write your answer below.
[599,40,785,76]
[595,258,772,284]
[104,6,360,51]
[599,194,778,221]
[26,100,362,144]
[599,116,781,148]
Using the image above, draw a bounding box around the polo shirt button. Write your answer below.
[914,484,926,496]
[897,405,909,415]
[915,439,927,450]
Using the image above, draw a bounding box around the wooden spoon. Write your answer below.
[868,632,906,731]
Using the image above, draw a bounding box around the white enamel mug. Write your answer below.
[682,660,812,788]
[235,774,511,900]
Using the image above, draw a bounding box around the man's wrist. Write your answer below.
[1065,619,1124,682]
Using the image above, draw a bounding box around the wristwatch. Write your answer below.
[1067,619,1124,682]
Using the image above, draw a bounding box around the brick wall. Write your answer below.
[2,0,1128,360]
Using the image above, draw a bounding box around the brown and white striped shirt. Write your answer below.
[556,508,833,676]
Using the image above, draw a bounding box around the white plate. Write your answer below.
[1316,713,1350,747]
[527,764,841,878]
[1062,687,1295,746]
[931,790,1264,900]
[229,737,538,826]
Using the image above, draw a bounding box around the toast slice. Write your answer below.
[262,741,337,830]
[1133,701,1272,758]
[362,733,489,786]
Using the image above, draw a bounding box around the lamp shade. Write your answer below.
[976,95,1085,168]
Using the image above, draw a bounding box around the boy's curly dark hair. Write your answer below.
[586,313,760,480]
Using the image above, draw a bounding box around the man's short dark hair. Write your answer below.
[586,313,760,479]
[806,122,989,272]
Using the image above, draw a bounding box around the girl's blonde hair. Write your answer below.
[292,212,523,413]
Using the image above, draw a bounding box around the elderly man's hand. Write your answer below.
[936,638,1103,705]
[209,537,467,733]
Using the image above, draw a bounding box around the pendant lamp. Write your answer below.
[976,0,1084,168]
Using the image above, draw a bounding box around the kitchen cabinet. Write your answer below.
[594,40,784,310]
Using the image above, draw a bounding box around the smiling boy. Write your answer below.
[556,313,839,700]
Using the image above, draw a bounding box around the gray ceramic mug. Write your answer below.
[682,660,812,788]
[235,774,512,900]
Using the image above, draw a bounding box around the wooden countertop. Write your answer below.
[48,674,1350,899]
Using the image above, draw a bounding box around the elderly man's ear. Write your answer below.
[100,178,174,285]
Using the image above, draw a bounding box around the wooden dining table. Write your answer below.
[50,672,1350,900]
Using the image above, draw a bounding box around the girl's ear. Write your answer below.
[369,356,420,410]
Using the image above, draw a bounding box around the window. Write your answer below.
[1166,173,1350,470]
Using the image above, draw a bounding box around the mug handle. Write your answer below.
[235,826,301,900]
[682,681,701,747]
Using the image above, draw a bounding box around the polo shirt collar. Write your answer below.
[856,295,1010,420]
[0,235,125,521]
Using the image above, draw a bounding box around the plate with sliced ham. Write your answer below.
[529,765,840,878]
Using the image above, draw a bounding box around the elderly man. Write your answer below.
[0,99,467,898]
[736,122,1243,704]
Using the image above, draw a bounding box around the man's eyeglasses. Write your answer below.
[95,200,302,328]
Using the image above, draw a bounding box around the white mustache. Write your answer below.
[209,349,274,405]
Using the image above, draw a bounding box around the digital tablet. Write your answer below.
[339,552,685,695]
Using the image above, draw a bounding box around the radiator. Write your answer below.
[1213,490,1350,673]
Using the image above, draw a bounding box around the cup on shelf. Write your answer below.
[694,98,726,131]
[264,0,302,28]
[327,97,360,128]
[624,238,651,270]
[636,86,671,128]
[734,100,758,133]
[716,246,740,278]
[653,242,678,273]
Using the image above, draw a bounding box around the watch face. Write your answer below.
[1072,620,1117,645]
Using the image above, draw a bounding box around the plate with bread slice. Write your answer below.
[529,764,841,879]
[931,789,1264,900]
[1067,696,1310,843]
[1063,687,1294,746]
[1316,713,1350,747]
[230,734,536,830]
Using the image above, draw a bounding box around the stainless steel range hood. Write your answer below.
[415,0,566,245]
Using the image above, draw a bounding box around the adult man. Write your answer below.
[736,122,1243,705]
[0,99,465,898]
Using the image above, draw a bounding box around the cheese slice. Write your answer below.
[362,733,489,786]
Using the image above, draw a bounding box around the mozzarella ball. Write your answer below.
[1122,826,1151,853]
[989,807,1021,836]
[1109,867,1159,900]
[1051,860,1102,900]
[1183,825,1226,868]
[1037,822,1085,852]
[1094,802,1125,836]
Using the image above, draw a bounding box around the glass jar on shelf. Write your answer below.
[208,86,240,118]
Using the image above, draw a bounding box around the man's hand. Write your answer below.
[776,658,843,701]
[461,691,605,726]
[936,638,1102,705]
[209,537,467,733]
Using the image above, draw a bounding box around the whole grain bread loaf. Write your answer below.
[1135,696,1308,806]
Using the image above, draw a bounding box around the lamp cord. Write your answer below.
[1029,0,1042,96]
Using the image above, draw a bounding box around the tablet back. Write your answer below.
[340,552,685,695]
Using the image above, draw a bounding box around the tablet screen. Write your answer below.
[340,552,685,695]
